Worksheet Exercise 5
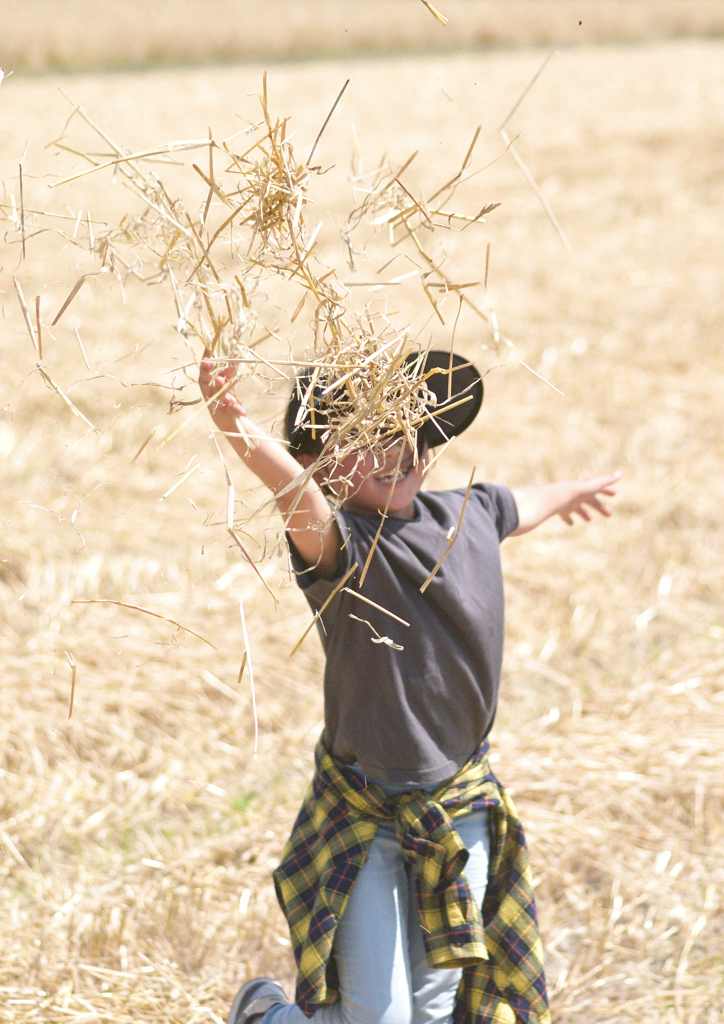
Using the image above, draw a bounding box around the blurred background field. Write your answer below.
[2,7,724,1024]
[2,0,724,71]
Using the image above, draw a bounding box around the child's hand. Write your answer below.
[557,472,621,526]
[511,472,621,536]
[199,351,247,434]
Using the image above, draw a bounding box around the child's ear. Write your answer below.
[296,453,314,470]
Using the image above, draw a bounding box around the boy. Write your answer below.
[199,350,619,1024]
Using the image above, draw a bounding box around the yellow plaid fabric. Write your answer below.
[273,738,551,1024]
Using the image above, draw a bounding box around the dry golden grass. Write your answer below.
[1,39,724,1023]
[2,0,724,72]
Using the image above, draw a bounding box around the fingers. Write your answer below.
[580,495,613,518]
[198,354,247,419]
[588,494,609,512]
[200,359,232,388]
[199,355,232,392]
[587,470,621,492]
[198,355,219,389]
[566,503,592,523]
[577,473,621,507]
[561,497,612,527]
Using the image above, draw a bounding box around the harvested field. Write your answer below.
[2,0,724,72]
[1,38,724,1024]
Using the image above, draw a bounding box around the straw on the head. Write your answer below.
[12,85,500,516]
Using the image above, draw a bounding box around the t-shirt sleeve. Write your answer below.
[287,508,356,602]
[470,482,519,541]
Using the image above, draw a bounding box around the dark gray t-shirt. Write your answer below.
[290,483,519,786]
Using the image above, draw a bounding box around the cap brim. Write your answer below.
[411,350,484,447]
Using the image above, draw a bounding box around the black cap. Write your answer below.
[285,349,483,455]
[413,350,484,448]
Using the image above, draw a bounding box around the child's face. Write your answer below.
[306,440,428,520]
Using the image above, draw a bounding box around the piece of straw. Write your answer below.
[419,0,449,26]
[13,276,38,352]
[35,295,43,360]
[290,562,358,656]
[201,129,215,225]
[19,163,26,259]
[71,599,217,649]
[0,830,31,870]
[500,128,571,251]
[307,79,349,167]
[348,614,404,650]
[160,463,200,500]
[419,467,476,593]
[48,140,211,188]
[209,431,280,606]
[228,528,279,607]
[66,652,77,719]
[518,360,565,396]
[238,596,258,754]
[341,588,410,627]
[358,444,405,587]
[51,269,109,326]
[498,49,558,133]
[36,365,99,432]
[131,429,156,464]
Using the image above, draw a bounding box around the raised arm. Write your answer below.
[199,355,341,576]
[510,472,620,536]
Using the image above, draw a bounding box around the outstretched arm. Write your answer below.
[199,354,341,576]
[510,472,620,536]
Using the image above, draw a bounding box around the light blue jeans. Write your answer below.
[264,807,490,1024]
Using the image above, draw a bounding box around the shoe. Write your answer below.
[226,977,288,1024]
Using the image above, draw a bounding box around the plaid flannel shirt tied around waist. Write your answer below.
[273,738,551,1024]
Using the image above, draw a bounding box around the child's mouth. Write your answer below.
[375,461,414,485]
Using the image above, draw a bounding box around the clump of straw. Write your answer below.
[30,77,503,492]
